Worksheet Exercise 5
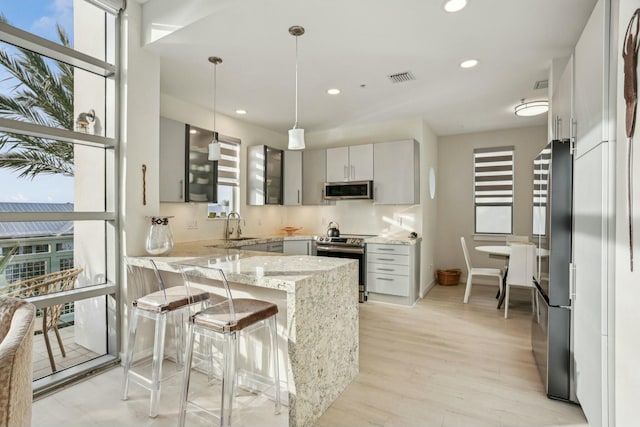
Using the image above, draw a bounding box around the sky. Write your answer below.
[0,0,75,203]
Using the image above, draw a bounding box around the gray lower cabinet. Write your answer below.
[366,242,420,306]
[241,241,283,253]
[283,240,312,255]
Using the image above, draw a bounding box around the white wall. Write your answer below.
[614,0,640,423]
[435,126,547,277]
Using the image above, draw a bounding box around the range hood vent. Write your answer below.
[388,71,415,83]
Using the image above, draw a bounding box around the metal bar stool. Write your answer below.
[178,264,281,427]
[121,257,210,417]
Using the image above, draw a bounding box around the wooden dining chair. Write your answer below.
[460,237,503,304]
[2,268,83,372]
[504,243,536,319]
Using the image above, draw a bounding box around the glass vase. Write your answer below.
[145,216,174,255]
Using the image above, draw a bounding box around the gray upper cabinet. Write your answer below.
[283,150,302,206]
[373,139,420,205]
[247,145,283,205]
[302,148,331,205]
[159,117,187,202]
[159,117,217,203]
[326,144,373,182]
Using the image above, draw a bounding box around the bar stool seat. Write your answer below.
[178,265,281,427]
[121,257,210,418]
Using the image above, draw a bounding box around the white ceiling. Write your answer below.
[140,0,597,137]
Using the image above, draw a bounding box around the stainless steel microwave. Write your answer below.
[323,180,373,200]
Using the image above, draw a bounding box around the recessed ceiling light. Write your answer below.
[189,129,198,134]
[443,0,467,13]
[235,109,247,115]
[460,59,478,69]
[327,88,341,95]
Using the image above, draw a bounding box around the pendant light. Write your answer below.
[288,26,305,150]
[514,98,548,117]
[208,56,222,161]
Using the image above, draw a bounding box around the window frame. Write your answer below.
[0,2,121,394]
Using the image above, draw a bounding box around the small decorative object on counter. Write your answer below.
[437,269,461,286]
[282,227,303,236]
[145,216,174,255]
[409,232,418,239]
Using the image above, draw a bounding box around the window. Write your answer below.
[474,146,514,234]
[208,136,241,218]
[0,0,121,389]
[532,146,550,235]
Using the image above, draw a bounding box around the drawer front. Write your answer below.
[367,253,408,266]
[367,273,409,297]
[367,243,410,256]
[367,262,409,276]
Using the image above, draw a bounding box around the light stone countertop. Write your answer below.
[365,235,422,245]
[130,242,358,427]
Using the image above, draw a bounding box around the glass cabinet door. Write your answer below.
[265,146,283,205]
[186,124,216,203]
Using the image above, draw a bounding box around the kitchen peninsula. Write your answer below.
[139,240,359,427]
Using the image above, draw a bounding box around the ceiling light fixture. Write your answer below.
[443,0,467,13]
[288,25,305,150]
[514,98,549,117]
[207,56,222,161]
[235,109,247,115]
[460,59,478,69]
[327,88,341,95]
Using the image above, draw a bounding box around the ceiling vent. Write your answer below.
[388,71,415,83]
[533,79,549,90]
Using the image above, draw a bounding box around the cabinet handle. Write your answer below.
[376,268,394,272]
[378,248,395,252]
[344,165,348,180]
[179,179,184,200]
[377,258,394,261]
[298,189,300,204]
[376,277,394,282]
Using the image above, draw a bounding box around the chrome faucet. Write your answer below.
[225,211,242,240]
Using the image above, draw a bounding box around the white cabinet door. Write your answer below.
[349,144,373,181]
[159,117,186,202]
[573,141,609,427]
[326,146,349,182]
[574,0,606,152]
[302,148,329,205]
[373,140,419,204]
[551,58,573,141]
[283,150,302,205]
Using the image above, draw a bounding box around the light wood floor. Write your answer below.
[32,283,587,427]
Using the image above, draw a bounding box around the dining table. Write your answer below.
[474,245,549,309]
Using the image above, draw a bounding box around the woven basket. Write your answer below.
[437,269,461,286]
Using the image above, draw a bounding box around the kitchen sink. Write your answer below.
[226,237,257,241]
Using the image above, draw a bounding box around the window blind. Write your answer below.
[217,139,240,187]
[474,146,514,234]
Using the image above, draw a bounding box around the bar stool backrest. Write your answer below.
[124,257,168,306]
[180,265,237,330]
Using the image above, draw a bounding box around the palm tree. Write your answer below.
[0,15,74,179]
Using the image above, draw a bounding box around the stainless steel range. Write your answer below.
[315,234,372,302]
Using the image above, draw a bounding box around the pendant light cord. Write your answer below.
[294,35,299,130]
[213,62,217,136]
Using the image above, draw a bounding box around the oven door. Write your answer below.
[316,245,366,302]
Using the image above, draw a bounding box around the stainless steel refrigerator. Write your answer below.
[531,139,576,402]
